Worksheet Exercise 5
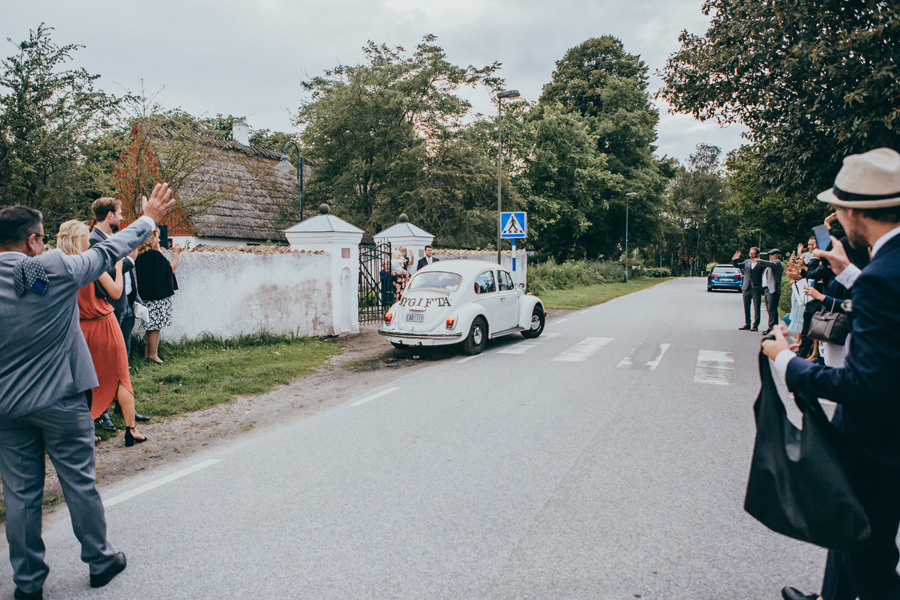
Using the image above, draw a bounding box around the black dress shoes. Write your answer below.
[762,328,773,335]
[95,411,117,432]
[739,324,751,330]
[14,587,42,600]
[750,326,759,331]
[113,402,150,422]
[90,552,127,588]
[781,586,820,600]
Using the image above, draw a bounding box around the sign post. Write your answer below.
[500,212,527,272]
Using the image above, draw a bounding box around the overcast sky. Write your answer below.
[3,0,746,164]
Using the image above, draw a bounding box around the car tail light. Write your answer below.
[384,312,393,325]
[446,315,457,329]
[735,274,743,279]
[710,273,719,278]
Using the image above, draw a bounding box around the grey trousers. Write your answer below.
[0,393,117,593]
[765,288,781,330]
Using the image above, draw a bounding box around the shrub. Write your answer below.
[528,259,628,293]
[644,266,672,278]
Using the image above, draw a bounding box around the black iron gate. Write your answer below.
[358,242,392,324]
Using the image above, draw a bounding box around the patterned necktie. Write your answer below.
[13,256,50,297]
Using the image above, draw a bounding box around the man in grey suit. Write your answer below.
[761,248,784,335]
[0,184,174,599]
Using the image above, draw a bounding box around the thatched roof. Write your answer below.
[148,130,314,243]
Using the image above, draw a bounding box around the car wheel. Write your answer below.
[462,316,487,355]
[521,306,545,338]
[707,286,712,292]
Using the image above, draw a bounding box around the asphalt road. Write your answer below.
[9,279,828,599]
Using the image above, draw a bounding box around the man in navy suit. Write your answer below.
[416,244,439,271]
[763,148,900,600]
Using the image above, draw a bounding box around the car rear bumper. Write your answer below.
[378,328,464,346]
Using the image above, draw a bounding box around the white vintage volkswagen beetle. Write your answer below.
[378,259,544,355]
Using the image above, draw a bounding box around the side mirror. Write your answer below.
[517,282,525,290]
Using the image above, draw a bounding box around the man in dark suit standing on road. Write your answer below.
[733,246,766,331]
[0,184,175,599]
[761,248,784,335]
[762,148,900,600]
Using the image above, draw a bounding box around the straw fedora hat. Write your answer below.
[817,148,900,208]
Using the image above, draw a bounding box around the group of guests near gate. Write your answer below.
[379,243,439,310]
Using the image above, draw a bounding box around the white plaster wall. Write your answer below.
[162,251,333,340]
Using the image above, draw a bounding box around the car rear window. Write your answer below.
[712,266,740,275]
[409,271,462,292]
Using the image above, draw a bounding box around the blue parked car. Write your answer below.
[707,264,743,292]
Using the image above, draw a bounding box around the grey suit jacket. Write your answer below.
[0,217,155,419]
[759,258,783,294]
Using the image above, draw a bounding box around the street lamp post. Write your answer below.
[278,141,307,221]
[496,89,520,265]
[625,192,637,282]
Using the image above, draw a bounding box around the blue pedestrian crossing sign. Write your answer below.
[501,212,527,239]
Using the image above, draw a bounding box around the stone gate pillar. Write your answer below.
[374,214,435,274]
[284,205,364,335]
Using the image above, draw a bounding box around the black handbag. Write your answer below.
[744,352,871,553]
[807,297,850,345]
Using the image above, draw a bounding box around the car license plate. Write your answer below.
[721,278,733,282]
[406,313,423,322]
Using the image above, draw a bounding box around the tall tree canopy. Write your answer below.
[660,1,900,195]
[296,36,504,240]
[663,143,735,273]
[0,24,123,230]
[530,36,667,260]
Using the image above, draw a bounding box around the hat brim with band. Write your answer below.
[818,185,900,208]
[817,148,900,208]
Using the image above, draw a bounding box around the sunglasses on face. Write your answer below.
[32,233,50,244]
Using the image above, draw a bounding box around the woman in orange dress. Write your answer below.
[56,221,147,446]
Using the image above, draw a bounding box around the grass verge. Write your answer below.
[125,334,340,418]
[540,278,673,310]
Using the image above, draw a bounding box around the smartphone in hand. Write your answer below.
[812,224,833,252]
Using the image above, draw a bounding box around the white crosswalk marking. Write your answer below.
[498,343,541,355]
[543,332,561,338]
[552,337,613,362]
[618,343,670,371]
[694,350,735,386]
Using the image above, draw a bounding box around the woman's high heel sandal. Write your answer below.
[124,426,148,447]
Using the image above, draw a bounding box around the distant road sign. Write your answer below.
[501,212,527,239]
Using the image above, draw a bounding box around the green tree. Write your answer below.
[296,35,501,235]
[663,144,735,274]
[0,24,124,230]
[660,0,900,195]
[537,36,668,259]
[517,104,619,261]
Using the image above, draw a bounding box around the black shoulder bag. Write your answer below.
[807,297,850,345]
[744,352,871,553]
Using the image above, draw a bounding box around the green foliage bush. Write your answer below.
[528,259,636,293]
[644,267,672,278]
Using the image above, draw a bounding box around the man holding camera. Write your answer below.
[763,148,900,600]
